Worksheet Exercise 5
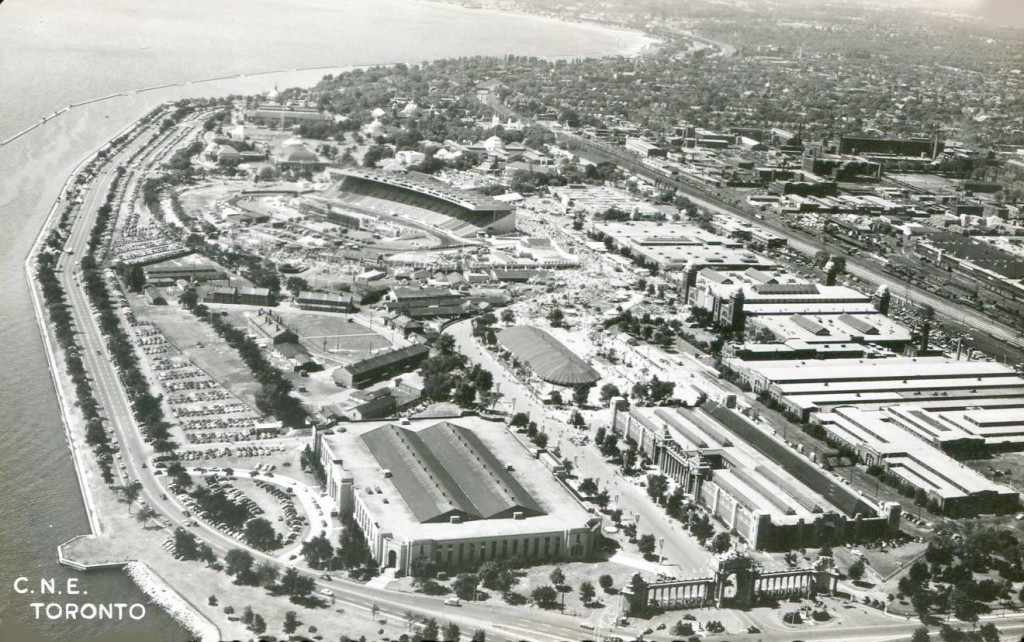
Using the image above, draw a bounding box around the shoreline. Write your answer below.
[123,562,219,642]
[0,16,655,149]
[23,117,214,641]
[410,0,660,58]
[12,18,657,640]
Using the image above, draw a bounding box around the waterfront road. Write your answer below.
[47,118,635,642]
[49,119,1024,642]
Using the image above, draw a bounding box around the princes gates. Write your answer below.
[621,552,838,614]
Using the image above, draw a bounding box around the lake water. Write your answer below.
[0,1,647,639]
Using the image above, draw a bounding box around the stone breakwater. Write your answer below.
[123,562,219,642]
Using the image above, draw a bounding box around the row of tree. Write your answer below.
[181,302,306,428]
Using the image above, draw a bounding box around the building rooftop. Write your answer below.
[320,417,594,539]
[361,421,544,523]
[496,326,600,386]
[820,407,1012,499]
[335,168,514,213]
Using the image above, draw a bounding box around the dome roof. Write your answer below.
[284,147,319,162]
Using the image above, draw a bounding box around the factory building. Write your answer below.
[609,403,901,550]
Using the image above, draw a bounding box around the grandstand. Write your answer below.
[317,168,515,240]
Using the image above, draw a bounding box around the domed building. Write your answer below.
[363,119,386,138]
[274,144,325,172]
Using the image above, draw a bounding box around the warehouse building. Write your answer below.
[332,344,430,389]
[589,221,774,274]
[316,418,600,573]
[143,253,226,285]
[610,403,901,550]
[203,286,273,306]
[296,290,356,313]
[818,406,1018,516]
[726,356,1024,422]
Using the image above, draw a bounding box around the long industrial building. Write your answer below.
[610,403,901,550]
[818,407,1019,516]
[589,221,774,273]
[727,356,1024,422]
[316,418,599,573]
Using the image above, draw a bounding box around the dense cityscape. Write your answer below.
[12,0,1024,641]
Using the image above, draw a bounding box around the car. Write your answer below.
[320,574,332,580]
[747,626,761,634]
[579,622,595,630]
[319,588,334,596]
[444,597,461,607]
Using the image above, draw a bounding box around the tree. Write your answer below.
[578,478,599,497]
[711,532,731,554]
[416,618,439,642]
[241,605,254,626]
[950,586,979,622]
[410,557,437,585]
[285,277,309,296]
[225,549,254,579]
[452,573,479,601]
[531,585,558,608]
[245,517,279,551]
[178,288,199,309]
[546,307,565,327]
[579,581,596,605]
[573,384,591,406]
[255,560,279,587]
[278,567,315,600]
[549,390,563,406]
[599,383,621,405]
[911,626,931,642]
[908,560,930,585]
[121,480,143,513]
[848,558,867,581]
[283,610,299,635]
[638,534,657,556]
[301,534,334,569]
[250,614,266,634]
[472,630,486,642]
[599,574,615,592]
[549,567,566,588]
[500,309,515,325]
[646,474,669,502]
[978,623,999,642]
[441,621,461,642]
[135,505,158,526]
[173,528,200,560]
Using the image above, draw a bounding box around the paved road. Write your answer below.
[48,115,616,642]
[446,320,715,580]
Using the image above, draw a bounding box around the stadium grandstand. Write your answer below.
[313,168,515,241]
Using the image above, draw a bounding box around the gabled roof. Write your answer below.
[361,421,544,523]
